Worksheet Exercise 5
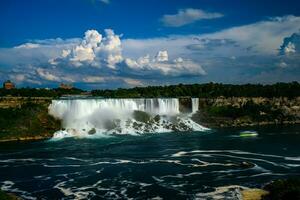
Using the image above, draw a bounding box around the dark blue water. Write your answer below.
[0,125,300,199]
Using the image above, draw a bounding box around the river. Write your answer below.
[0,125,299,199]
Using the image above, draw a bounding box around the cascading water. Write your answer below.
[48,98,208,138]
[191,98,199,113]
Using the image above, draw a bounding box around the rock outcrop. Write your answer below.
[192,97,300,128]
[0,98,60,142]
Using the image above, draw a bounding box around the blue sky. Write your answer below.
[0,0,300,89]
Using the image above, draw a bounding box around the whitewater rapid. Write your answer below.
[48,98,208,138]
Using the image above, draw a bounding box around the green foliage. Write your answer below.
[0,87,83,97]
[206,101,286,121]
[92,82,300,98]
[0,102,60,140]
[263,178,300,200]
[1,82,299,98]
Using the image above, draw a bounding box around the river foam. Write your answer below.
[48,98,208,138]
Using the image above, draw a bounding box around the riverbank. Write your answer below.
[192,97,300,128]
[0,99,60,142]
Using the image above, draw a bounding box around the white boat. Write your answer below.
[239,130,258,137]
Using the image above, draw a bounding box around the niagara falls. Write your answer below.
[48,98,208,138]
[1,0,300,199]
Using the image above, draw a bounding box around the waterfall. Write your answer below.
[192,98,199,113]
[48,98,208,138]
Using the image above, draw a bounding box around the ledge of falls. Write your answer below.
[48,98,208,138]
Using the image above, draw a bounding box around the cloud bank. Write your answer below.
[0,15,300,88]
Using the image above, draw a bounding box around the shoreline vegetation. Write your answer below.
[0,101,60,142]
[0,82,299,142]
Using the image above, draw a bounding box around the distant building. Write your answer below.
[59,83,73,90]
[3,80,15,89]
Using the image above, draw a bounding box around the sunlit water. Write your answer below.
[0,125,300,199]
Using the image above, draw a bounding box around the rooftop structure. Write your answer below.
[3,80,15,90]
[59,83,73,90]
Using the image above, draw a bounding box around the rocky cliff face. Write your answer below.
[192,97,300,128]
[178,98,193,113]
[0,97,60,142]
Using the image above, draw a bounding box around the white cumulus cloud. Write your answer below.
[52,29,123,69]
[284,42,296,54]
[2,15,300,87]
[124,50,206,76]
[155,50,169,62]
[279,32,300,55]
[49,29,203,77]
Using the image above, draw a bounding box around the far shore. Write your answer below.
[0,93,299,142]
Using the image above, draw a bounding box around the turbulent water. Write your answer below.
[48,98,208,138]
[0,125,300,199]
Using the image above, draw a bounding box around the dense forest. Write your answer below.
[92,82,300,98]
[1,82,299,98]
[0,87,83,97]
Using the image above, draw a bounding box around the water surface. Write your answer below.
[0,125,300,199]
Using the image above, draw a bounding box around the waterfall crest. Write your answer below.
[48,98,208,138]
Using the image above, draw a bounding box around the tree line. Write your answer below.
[1,82,299,98]
[91,82,300,98]
[0,87,83,97]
